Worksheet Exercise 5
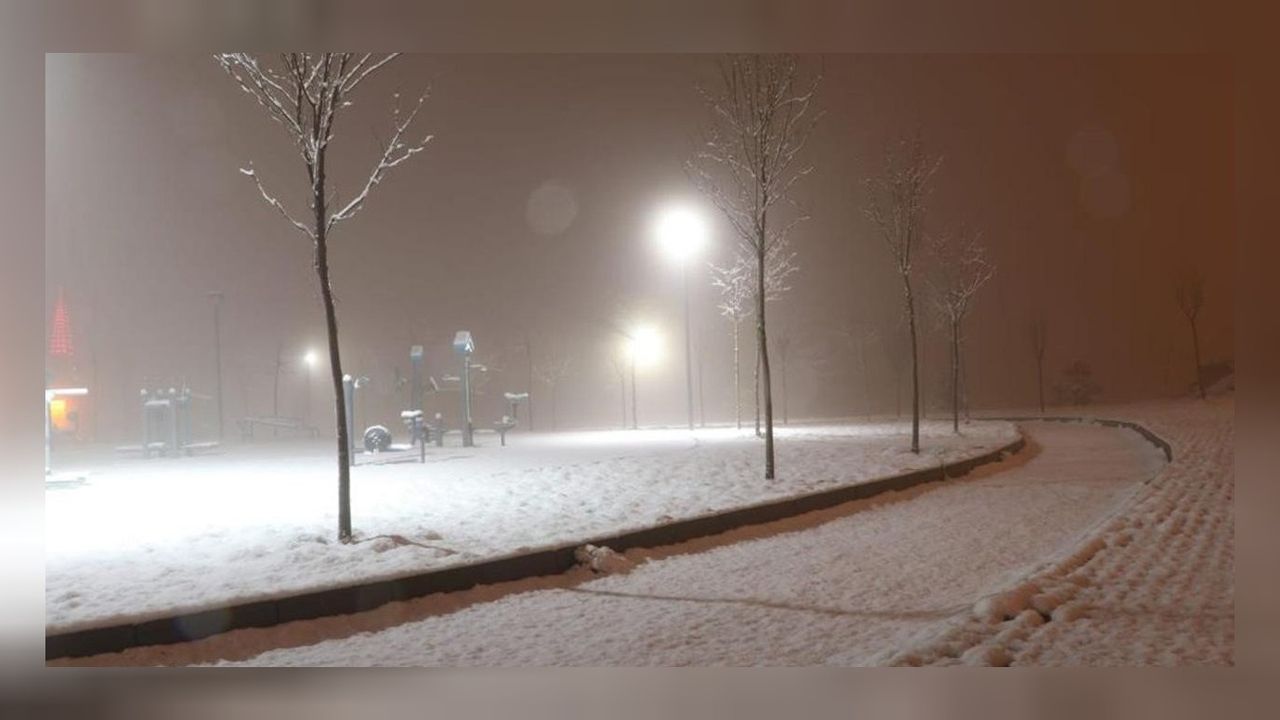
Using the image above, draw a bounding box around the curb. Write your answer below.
[47,433,1026,661]
[987,416,1172,462]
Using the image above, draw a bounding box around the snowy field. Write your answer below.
[56,416,1168,666]
[46,419,1017,633]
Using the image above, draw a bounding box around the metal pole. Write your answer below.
[461,354,474,447]
[682,262,694,430]
[630,356,638,430]
[208,291,224,441]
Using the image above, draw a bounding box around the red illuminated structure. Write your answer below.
[47,288,88,438]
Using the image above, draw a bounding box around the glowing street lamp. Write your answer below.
[303,349,319,425]
[623,325,662,429]
[654,205,708,431]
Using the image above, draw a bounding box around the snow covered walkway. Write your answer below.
[54,419,1167,666]
[886,398,1234,666]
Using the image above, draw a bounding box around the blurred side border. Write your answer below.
[1,0,1277,718]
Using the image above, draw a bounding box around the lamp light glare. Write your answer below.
[655,207,707,263]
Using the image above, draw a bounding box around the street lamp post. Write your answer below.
[208,291,224,441]
[624,325,660,431]
[655,206,707,432]
[630,350,638,430]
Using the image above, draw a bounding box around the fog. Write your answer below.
[45,53,1233,443]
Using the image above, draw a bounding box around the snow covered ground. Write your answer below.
[45,419,1016,633]
[53,416,1173,666]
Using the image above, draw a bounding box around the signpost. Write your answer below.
[452,331,475,447]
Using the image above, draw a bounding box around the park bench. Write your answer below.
[237,416,320,441]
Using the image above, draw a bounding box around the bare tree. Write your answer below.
[534,351,573,431]
[1174,270,1207,400]
[926,227,995,433]
[217,54,431,541]
[709,259,751,430]
[689,54,818,478]
[864,135,942,453]
[1029,315,1048,413]
[710,234,798,437]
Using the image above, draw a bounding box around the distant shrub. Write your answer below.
[1053,360,1102,406]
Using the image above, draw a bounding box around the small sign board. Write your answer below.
[452,331,474,356]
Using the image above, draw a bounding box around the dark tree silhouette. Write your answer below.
[865,135,942,453]
[1174,271,1207,400]
[926,227,995,433]
[217,53,431,541]
[1030,316,1048,414]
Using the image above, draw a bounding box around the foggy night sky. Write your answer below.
[44,54,1234,440]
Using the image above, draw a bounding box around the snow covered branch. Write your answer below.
[328,90,433,230]
[927,227,996,332]
[238,164,314,240]
[216,53,432,239]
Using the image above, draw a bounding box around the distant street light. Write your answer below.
[655,206,708,431]
[623,325,662,429]
[303,349,319,425]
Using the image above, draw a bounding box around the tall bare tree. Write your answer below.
[865,135,941,453]
[1030,315,1048,413]
[1174,270,1207,400]
[217,53,431,541]
[690,53,818,478]
[927,228,995,433]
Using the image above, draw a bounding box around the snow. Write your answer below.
[45,419,1016,634]
[881,397,1234,666]
[50,397,1232,667]
[54,417,1168,666]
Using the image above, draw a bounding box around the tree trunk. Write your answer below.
[732,319,741,430]
[781,355,789,425]
[950,318,960,434]
[1190,317,1206,399]
[1036,354,1045,414]
[313,151,352,542]
[905,278,920,453]
[754,337,762,438]
[757,241,776,480]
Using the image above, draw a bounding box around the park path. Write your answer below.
[59,422,1166,666]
